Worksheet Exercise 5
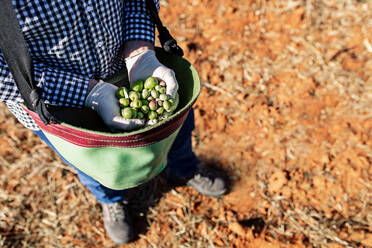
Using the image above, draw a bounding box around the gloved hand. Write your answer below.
[125,49,178,98]
[85,80,144,131]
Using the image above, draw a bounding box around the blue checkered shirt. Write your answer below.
[1,0,159,130]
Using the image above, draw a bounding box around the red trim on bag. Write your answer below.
[24,107,190,148]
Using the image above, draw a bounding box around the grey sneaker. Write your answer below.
[169,162,228,197]
[102,202,133,244]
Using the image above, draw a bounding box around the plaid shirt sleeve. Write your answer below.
[124,0,159,44]
[0,52,89,107]
[0,0,159,109]
[0,53,23,104]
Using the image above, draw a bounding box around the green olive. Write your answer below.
[116,86,129,99]
[129,91,140,101]
[159,93,168,101]
[116,87,124,98]
[156,107,165,115]
[149,100,157,111]
[121,107,133,119]
[119,98,130,107]
[131,108,138,118]
[137,112,144,119]
[151,89,159,99]
[159,81,166,87]
[168,98,175,105]
[163,100,171,111]
[141,88,150,99]
[141,99,149,106]
[141,105,150,114]
[148,111,158,120]
[130,80,144,92]
[158,86,166,94]
[132,99,142,109]
[157,100,163,107]
[144,77,158,89]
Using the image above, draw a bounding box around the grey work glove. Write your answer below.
[125,49,179,98]
[85,80,144,131]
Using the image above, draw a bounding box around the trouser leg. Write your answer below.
[166,108,198,177]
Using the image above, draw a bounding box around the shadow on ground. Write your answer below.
[124,158,231,241]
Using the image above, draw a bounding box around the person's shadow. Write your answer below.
[123,158,232,242]
[124,170,173,241]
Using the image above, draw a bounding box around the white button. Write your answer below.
[97,41,104,47]
[86,5,93,12]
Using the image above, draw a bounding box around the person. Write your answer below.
[0,0,227,244]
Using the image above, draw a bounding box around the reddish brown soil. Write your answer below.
[1,0,371,247]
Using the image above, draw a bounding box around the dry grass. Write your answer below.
[1,0,372,247]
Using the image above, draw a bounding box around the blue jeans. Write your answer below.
[33,109,198,204]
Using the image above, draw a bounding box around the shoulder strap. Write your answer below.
[0,0,55,124]
[146,0,184,57]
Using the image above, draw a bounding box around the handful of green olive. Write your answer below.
[116,77,177,125]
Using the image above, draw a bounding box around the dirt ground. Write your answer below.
[1,0,371,247]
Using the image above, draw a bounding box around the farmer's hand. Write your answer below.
[85,80,144,131]
[124,41,178,98]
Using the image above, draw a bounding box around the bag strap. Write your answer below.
[0,0,55,124]
[146,0,184,57]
